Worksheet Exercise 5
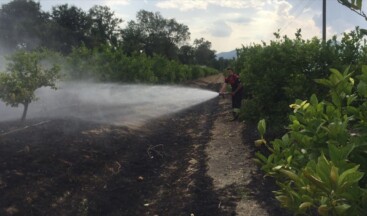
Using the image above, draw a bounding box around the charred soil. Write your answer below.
[0,75,286,216]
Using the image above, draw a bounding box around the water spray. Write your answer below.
[0,82,218,126]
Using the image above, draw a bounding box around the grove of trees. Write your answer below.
[0,0,232,70]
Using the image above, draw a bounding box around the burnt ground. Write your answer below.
[0,75,288,216]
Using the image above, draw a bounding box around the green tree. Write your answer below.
[255,67,367,216]
[212,56,233,71]
[121,20,145,56]
[50,4,91,54]
[88,5,123,48]
[0,0,49,51]
[121,10,190,59]
[178,45,195,64]
[0,50,60,121]
[193,38,216,66]
[236,28,367,133]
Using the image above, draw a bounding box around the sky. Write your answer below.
[1,0,367,53]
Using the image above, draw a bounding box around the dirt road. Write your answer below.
[0,74,285,215]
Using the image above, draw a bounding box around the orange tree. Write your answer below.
[255,66,367,215]
[0,50,60,121]
[236,28,367,135]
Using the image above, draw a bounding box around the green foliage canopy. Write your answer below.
[50,4,92,53]
[121,10,190,60]
[0,50,60,121]
[0,0,222,69]
[255,67,367,215]
[63,44,217,83]
[0,0,49,50]
[237,28,367,133]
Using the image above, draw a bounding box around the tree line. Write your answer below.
[0,0,232,69]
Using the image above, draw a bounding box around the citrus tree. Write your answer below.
[0,50,60,121]
[256,66,367,215]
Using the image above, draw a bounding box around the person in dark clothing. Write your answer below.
[219,67,243,120]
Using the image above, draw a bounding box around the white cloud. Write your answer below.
[104,0,130,6]
[156,0,208,11]
[244,1,291,38]
[214,0,265,9]
[221,12,252,24]
[277,0,292,17]
[266,1,321,39]
[208,20,232,37]
[207,0,322,51]
[156,0,265,11]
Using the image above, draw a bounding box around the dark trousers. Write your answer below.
[232,90,243,109]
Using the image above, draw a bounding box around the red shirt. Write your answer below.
[225,73,242,91]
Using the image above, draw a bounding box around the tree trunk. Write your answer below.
[21,102,29,122]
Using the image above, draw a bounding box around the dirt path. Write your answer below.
[206,96,269,216]
[195,74,285,216]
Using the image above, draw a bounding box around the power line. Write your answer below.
[279,0,316,35]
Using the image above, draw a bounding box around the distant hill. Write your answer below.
[216,50,237,59]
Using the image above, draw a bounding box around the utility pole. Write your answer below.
[323,0,326,41]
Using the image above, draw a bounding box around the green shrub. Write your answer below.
[255,66,367,215]
[237,28,367,134]
[63,45,217,84]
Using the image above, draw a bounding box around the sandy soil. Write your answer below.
[0,74,287,216]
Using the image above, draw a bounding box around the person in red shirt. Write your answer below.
[219,67,244,120]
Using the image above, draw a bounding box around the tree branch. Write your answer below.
[337,0,367,21]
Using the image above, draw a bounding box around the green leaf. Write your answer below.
[338,165,364,188]
[304,172,329,192]
[272,165,283,171]
[346,94,357,106]
[330,165,339,187]
[310,94,318,106]
[255,152,269,164]
[279,169,301,184]
[318,204,329,216]
[315,78,332,87]
[334,203,351,215]
[330,68,344,82]
[287,155,293,164]
[331,92,342,107]
[299,202,312,210]
[257,119,266,138]
[362,65,367,76]
[357,81,367,97]
[255,139,266,147]
[316,155,332,183]
[328,143,354,164]
[356,0,362,9]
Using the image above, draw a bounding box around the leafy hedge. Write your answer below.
[256,66,367,215]
[62,44,218,83]
[236,28,367,134]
